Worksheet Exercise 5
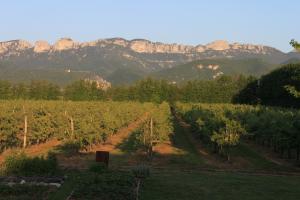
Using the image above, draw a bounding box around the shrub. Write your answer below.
[3,151,59,176]
[72,171,134,200]
[88,162,108,174]
[131,164,150,179]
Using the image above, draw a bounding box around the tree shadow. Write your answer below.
[116,130,144,153]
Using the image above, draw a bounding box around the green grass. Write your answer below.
[172,113,293,172]
[166,117,207,168]
[0,185,55,200]
[49,170,134,200]
[231,143,286,171]
[48,173,75,200]
[141,171,300,200]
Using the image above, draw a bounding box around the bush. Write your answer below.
[259,63,300,108]
[131,164,150,179]
[88,162,108,174]
[236,64,300,108]
[57,140,81,155]
[72,171,134,200]
[3,151,59,176]
[0,184,52,200]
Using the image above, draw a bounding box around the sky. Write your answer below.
[0,0,299,52]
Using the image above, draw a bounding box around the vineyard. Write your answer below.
[1,101,300,200]
[0,101,173,153]
[175,103,300,162]
[1,100,300,163]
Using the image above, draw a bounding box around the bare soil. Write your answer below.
[0,139,61,164]
[56,112,149,170]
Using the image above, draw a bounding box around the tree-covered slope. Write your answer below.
[152,58,277,83]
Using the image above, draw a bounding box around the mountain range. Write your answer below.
[0,38,299,85]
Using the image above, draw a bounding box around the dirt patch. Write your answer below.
[91,112,149,152]
[0,139,61,164]
[153,142,178,155]
[56,112,149,169]
[56,153,91,170]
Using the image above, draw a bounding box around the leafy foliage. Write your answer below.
[0,76,254,104]
[3,151,58,176]
[235,63,300,108]
[64,80,105,101]
[0,80,60,100]
[134,102,174,155]
[71,171,135,200]
[258,64,300,107]
[0,184,53,200]
[0,101,152,151]
[290,39,300,51]
[176,103,300,161]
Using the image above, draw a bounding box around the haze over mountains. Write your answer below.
[0,37,299,85]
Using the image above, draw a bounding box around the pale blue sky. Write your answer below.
[0,0,299,52]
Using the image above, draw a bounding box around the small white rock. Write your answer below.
[7,182,15,187]
[39,182,48,186]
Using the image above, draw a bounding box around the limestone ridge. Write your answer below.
[0,37,298,85]
[34,41,51,53]
[0,37,275,55]
[0,40,32,55]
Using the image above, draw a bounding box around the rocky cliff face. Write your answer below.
[123,38,269,54]
[206,40,230,51]
[53,38,78,51]
[84,75,111,90]
[0,37,275,56]
[0,37,296,85]
[128,39,194,53]
[0,40,32,55]
[34,40,51,53]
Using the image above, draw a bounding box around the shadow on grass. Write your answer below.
[116,130,144,153]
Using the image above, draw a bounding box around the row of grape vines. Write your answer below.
[138,102,174,155]
[0,101,158,152]
[175,103,300,161]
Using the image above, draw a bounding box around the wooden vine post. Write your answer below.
[70,117,74,140]
[22,105,27,148]
[65,110,74,140]
[23,115,27,148]
[149,117,153,159]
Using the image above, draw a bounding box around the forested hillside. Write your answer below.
[152,58,277,82]
[0,63,299,108]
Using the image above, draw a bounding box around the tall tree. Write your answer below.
[286,40,300,98]
[0,80,12,99]
[29,80,60,100]
[290,39,300,51]
[258,63,300,108]
[64,80,104,101]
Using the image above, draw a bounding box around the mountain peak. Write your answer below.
[53,38,77,51]
[206,40,230,51]
[34,40,51,53]
[0,39,32,54]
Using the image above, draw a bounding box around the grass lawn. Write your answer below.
[141,171,300,200]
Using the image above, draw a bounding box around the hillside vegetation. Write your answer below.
[152,58,277,82]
